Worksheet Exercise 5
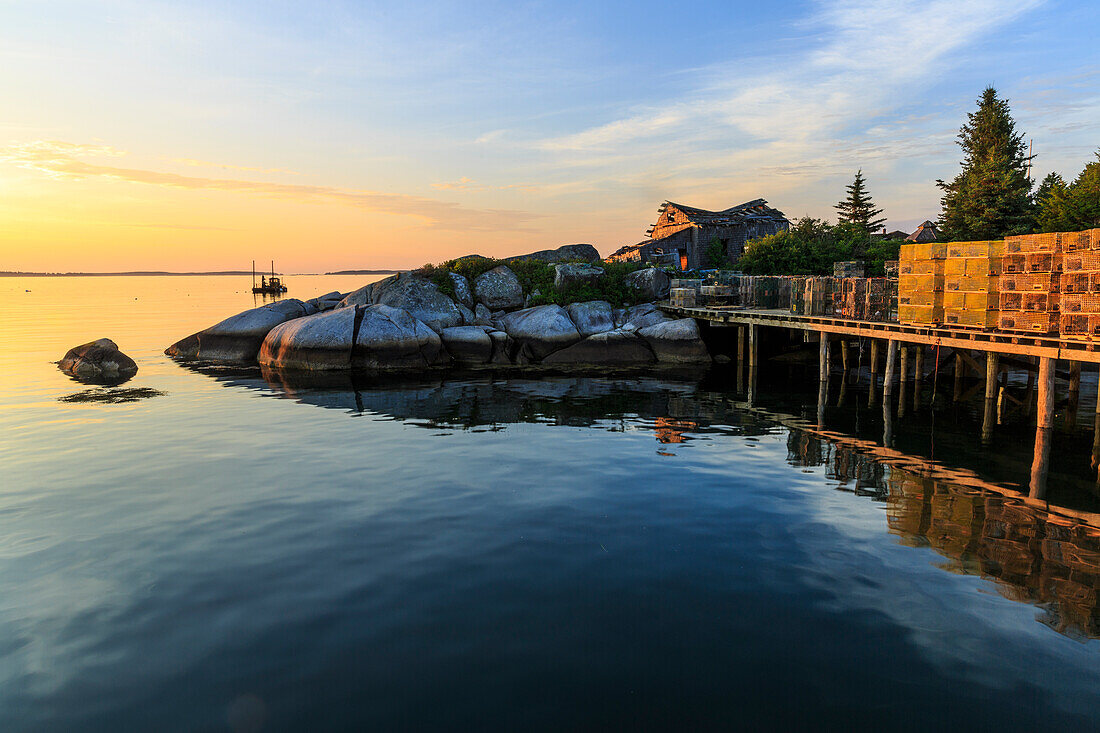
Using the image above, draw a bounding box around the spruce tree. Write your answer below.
[835,169,886,234]
[937,86,1033,239]
[1037,152,1100,232]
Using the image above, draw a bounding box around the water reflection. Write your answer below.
[58,387,167,404]
[788,429,1100,639]
[177,362,1100,640]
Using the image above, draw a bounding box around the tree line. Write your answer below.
[739,86,1100,275]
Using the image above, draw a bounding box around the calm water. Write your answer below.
[4,275,1100,731]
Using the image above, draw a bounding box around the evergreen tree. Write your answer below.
[1034,172,1069,232]
[835,169,886,234]
[1037,152,1100,232]
[1035,172,1066,206]
[937,86,1033,239]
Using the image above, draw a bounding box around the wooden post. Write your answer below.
[984,352,998,402]
[1093,373,1100,484]
[747,324,758,405]
[883,340,897,398]
[819,331,829,382]
[913,346,924,410]
[748,324,758,370]
[953,350,965,402]
[1029,357,1056,500]
[898,346,909,418]
[841,340,849,380]
[882,387,894,448]
[980,353,999,445]
[1037,356,1055,430]
[736,326,745,395]
[1025,358,1036,416]
[869,340,880,406]
[818,378,827,428]
[1066,362,1081,429]
[1030,423,1053,500]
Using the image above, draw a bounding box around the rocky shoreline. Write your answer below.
[165,261,710,370]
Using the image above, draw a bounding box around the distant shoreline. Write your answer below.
[1,270,402,277]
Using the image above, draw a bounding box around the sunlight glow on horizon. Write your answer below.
[1,0,1097,272]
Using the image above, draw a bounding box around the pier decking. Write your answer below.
[661,303,1100,501]
[661,305,1100,363]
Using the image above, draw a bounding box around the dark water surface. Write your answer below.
[4,276,1100,731]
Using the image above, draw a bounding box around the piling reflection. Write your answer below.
[788,429,1100,639]
[176,361,1100,639]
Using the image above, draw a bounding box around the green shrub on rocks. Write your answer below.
[415,258,650,307]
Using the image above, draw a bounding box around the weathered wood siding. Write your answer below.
[650,205,696,240]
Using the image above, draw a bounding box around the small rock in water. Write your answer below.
[58,338,139,385]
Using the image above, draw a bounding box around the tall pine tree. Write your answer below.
[835,169,886,233]
[937,86,1033,240]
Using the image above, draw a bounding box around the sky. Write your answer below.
[1,0,1098,272]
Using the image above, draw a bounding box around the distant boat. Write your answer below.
[252,260,288,295]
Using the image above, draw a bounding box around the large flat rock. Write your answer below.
[166,299,315,363]
[542,330,655,365]
[260,305,444,370]
[497,304,582,360]
[637,318,710,363]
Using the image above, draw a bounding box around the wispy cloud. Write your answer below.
[124,223,239,231]
[171,158,299,175]
[536,0,1044,196]
[2,141,541,232]
[430,176,539,193]
[431,176,483,191]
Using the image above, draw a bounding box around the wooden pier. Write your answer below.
[662,304,1100,500]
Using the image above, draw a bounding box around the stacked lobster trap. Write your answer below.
[942,240,1003,328]
[998,233,1062,333]
[1059,230,1100,339]
[841,278,867,319]
[898,242,946,325]
[866,278,896,322]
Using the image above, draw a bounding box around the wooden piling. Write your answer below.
[818,378,827,428]
[841,340,849,379]
[1025,358,1036,416]
[736,326,745,394]
[953,350,964,402]
[1030,424,1053,500]
[984,352,999,402]
[898,346,909,418]
[869,340,880,406]
[1093,375,1100,483]
[913,346,923,410]
[748,324,758,370]
[1037,356,1055,430]
[883,340,897,398]
[1067,362,1081,429]
[1029,357,1057,499]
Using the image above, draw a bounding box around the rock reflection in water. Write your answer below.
[58,387,167,404]
[180,361,1100,640]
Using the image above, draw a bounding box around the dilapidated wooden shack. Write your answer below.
[608,199,789,270]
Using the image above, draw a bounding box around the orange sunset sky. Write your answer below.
[2,1,1097,272]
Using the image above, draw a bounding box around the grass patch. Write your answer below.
[415,258,652,308]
